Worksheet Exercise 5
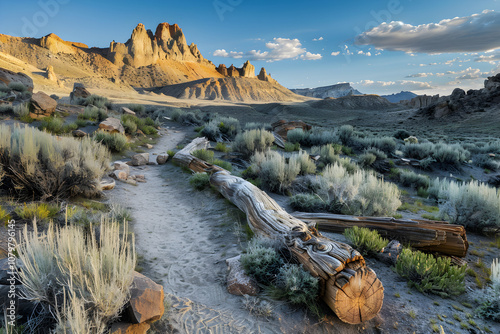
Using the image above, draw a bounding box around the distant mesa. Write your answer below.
[309,94,396,111]
[380,91,417,103]
[291,83,363,99]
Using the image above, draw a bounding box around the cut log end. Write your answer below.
[325,268,384,324]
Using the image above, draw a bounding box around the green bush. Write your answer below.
[403,142,470,166]
[394,129,411,140]
[17,220,136,333]
[201,116,240,141]
[271,264,319,312]
[192,149,215,162]
[395,248,466,297]
[213,159,233,172]
[214,142,231,153]
[233,129,275,157]
[343,226,388,256]
[358,153,376,167]
[93,131,128,153]
[8,82,28,92]
[338,125,354,144]
[351,136,397,154]
[364,147,387,160]
[15,202,60,222]
[189,173,210,190]
[311,144,341,166]
[287,128,308,144]
[290,150,316,175]
[284,142,300,152]
[473,154,500,171]
[0,124,109,200]
[399,170,430,189]
[79,106,108,122]
[289,193,326,212]
[241,239,283,284]
[121,114,158,135]
[243,122,272,131]
[251,150,300,192]
[122,118,138,135]
[305,128,338,147]
[39,116,64,134]
[81,94,112,109]
[127,104,145,114]
[0,205,11,224]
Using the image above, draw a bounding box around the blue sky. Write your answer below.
[1,0,500,95]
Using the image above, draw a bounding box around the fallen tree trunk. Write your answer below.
[173,138,384,324]
[292,212,468,257]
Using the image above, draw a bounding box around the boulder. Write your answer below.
[130,153,149,166]
[451,88,466,101]
[29,91,57,119]
[109,322,150,334]
[121,107,136,115]
[72,129,87,138]
[99,117,125,134]
[156,154,169,165]
[0,68,34,92]
[112,170,129,181]
[70,83,91,101]
[226,255,259,296]
[124,272,164,324]
[114,161,131,175]
[100,177,116,191]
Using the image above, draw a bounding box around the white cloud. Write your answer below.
[300,52,322,60]
[357,50,372,56]
[356,10,500,53]
[313,37,324,41]
[214,38,321,62]
[357,79,433,91]
[406,73,434,78]
[331,51,340,56]
[475,51,500,63]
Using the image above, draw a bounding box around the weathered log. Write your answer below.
[271,120,312,140]
[172,137,227,174]
[272,132,285,149]
[292,212,468,257]
[173,138,384,324]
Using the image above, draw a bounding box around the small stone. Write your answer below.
[112,170,128,181]
[130,153,149,166]
[124,272,165,324]
[226,255,259,296]
[30,91,57,119]
[72,129,86,138]
[145,144,153,149]
[121,107,136,115]
[100,177,116,191]
[156,154,169,165]
[99,117,125,134]
[114,161,131,175]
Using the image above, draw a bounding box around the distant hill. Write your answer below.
[381,91,417,103]
[309,95,396,110]
[290,83,362,99]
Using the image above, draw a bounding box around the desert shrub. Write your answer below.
[364,147,387,160]
[18,220,136,333]
[271,264,319,311]
[290,150,316,175]
[79,106,108,122]
[477,258,500,322]
[0,104,13,114]
[473,154,500,171]
[241,239,283,284]
[214,142,230,153]
[213,159,233,172]
[127,104,145,114]
[399,170,430,189]
[93,131,128,153]
[395,248,466,297]
[244,122,272,131]
[0,205,11,224]
[189,173,210,190]
[251,150,300,192]
[0,124,109,200]
[39,116,64,134]
[394,129,411,140]
[427,177,451,201]
[287,128,308,144]
[121,115,158,136]
[351,136,397,154]
[314,163,401,216]
[468,141,500,155]
[284,142,300,152]
[144,117,155,127]
[403,142,470,166]
[8,82,28,92]
[439,180,500,230]
[311,144,342,166]
[289,193,327,212]
[343,226,388,256]
[358,153,376,167]
[75,118,88,128]
[82,94,112,109]
[403,142,433,160]
[171,109,203,125]
[192,149,215,162]
[202,116,240,141]
[233,129,275,157]
[15,202,59,222]
[305,128,338,147]
[122,118,137,135]
[338,125,354,145]
[404,136,418,144]
[14,102,32,123]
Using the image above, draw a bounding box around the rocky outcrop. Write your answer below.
[39,33,88,54]
[257,67,277,84]
[402,94,440,109]
[46,66,57,82]
[216,64,228,76]
[291,83,363,99]
[156,77,306,102]
[99,118,125,134]
[30,91,57,119]
[108,23,206,68]
[0,68,34,92]
[227,65,240,78]
[240,60,255,78]
[417,73,500,119]
[70,83,91,101]
[124,272,165,324]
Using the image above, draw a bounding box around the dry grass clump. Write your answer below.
[0,124,109,200]
[251,150,300,192]
[233,129,275,157]
[17,219,136,333]
[93,131,128,153]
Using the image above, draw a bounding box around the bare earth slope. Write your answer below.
[155,77,307,102]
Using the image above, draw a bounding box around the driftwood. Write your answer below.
[272,132,285,149]
[271,120,312,140]
[292,212,468,257]
[173,138,384,324]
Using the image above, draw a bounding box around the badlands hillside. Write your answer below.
[0,22,300,102]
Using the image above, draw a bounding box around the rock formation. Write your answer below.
[0,68,34,92]
[257,67,277,84]
[40,33,88,54]
[216,64,228,76]
[240,60,255,78]
[29,91,57,119]
[227,65,240,78]
[402,94,441,109]
[381,91,417,103]
[291,83,363,99]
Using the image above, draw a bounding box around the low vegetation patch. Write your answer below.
[78,105,108,122]
[250,150,300,192]
[189,172,211,190]
[343,226,388,257]
[15,202,59,222]
[201,116,241,141]
[232,129,275,157]
[93,131,128,153]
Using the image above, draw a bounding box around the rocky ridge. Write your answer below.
[291,83,362,99]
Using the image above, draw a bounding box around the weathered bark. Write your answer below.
[173,138,384,324]
[293,212,468,257]
[172,137,227,174]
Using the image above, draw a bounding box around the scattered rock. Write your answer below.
[131,153,149,166]
[109,322,150,334]
[0,67,34,92]
[99,117,125,134]
[121,107,136,115]
[226,255,259,296]
[124,272,165,324]
[29,91,57,119]
[72,129,87,138]
[136,129,145,136]
[112,170,129,181]
[134,175,146,183]
[70,83,91,101]
[376,240,402,265]
[100,177,116,191]
[156,154,169,165]
[114,161,131,175]
[145,144,153,149]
